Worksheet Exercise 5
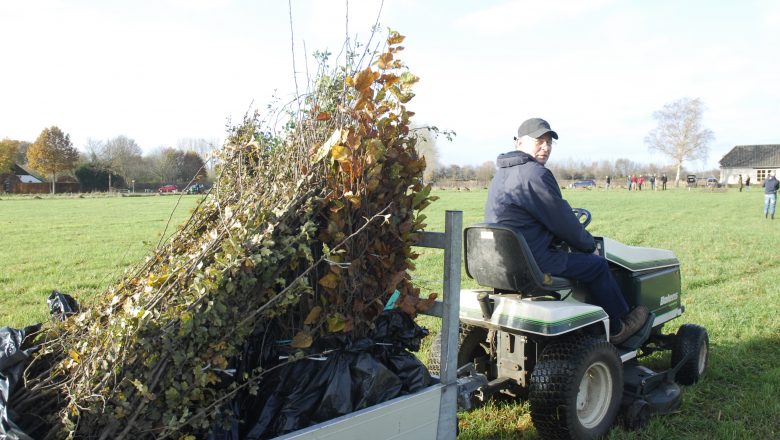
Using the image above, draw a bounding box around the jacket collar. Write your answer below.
[496,150,536,168]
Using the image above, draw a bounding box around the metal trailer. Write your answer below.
[274,210,468,440]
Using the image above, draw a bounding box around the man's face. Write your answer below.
[516,133,554,165]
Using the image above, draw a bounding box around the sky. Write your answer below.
[2,0,779,171]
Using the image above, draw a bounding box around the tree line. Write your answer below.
[1,126,216,193]
[416,97,716,188]
[423,158,718,188]
[3,98,713,192]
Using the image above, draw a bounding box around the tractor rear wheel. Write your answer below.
[529,335,623,440]
[427,325,491,377]
[671,324,709,385]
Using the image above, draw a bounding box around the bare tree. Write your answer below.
[147,147,182,184]
[84,138,105,162]
[101,136,143,179]
[475,161,496,185]
[645,97,714,186]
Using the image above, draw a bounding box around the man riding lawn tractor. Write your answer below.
[485,118,649,345]
[429,118,709,439]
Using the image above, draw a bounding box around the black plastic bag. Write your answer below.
[47,290,79,322]
[1,324,40,440]
[240,310,433,439]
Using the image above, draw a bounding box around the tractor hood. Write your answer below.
[601,237,680,272]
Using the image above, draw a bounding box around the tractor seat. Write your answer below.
[464,223,574,298]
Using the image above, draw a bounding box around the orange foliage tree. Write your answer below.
[27,126,79,193]
[0,138,19,173]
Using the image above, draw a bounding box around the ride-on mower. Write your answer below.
[429,208,709,439]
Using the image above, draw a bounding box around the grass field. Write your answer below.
[0,194,200,326]
[1,188,778,439]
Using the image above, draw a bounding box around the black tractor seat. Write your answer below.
[464,223,574,298]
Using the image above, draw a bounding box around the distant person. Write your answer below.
[631,175,638,191]
[745,175,751,192]
[638,175,645,191]
[627,175,632,191]
[606,175,611,189]
[738,174,743,192]
[650,174,656,191]
[662,174,668,190]
[484,117,649,344]
[763,172,779,219]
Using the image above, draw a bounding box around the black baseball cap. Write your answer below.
[515,118,558,140]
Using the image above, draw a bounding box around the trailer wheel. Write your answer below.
[427,326,490,377]
[529,336,623,440]
[671,324,709,385]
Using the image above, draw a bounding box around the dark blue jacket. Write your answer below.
[484,151,595,274]
[763,176,779,194]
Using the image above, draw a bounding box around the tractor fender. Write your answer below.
[459,289,609,337]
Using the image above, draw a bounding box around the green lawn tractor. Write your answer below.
[429,209,709,439]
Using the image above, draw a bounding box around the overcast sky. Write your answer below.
[2,0,778,170]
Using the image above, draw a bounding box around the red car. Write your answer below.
[158,184,177,193]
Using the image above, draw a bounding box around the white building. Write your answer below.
[719,144,780,185]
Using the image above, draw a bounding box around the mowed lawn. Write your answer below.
[418,187,780,440]
[2,187,779,439]
[0,194,200,327]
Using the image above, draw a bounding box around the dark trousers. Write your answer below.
[552,253,629,321]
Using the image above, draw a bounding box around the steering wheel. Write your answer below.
[572,208,592,228]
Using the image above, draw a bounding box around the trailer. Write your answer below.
[275,210,476,440]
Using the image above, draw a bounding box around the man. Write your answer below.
[484,118,648,345]
[763,171,779,219]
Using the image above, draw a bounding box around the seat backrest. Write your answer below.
[464,223,566,297]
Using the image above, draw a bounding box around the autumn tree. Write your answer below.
[645,97,714,186]
[27,126,79,193]
[0,138,19,173]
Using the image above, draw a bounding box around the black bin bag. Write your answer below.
[1,324,41,440]
[226,309,433,440]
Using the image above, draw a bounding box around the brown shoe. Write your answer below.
[611,306,649,345]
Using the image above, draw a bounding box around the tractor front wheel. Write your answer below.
[529,336,623,440]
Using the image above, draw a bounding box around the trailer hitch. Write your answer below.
[455,363,488,410]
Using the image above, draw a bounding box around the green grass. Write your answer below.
[417,187,780,440]
[0,194,200,327]
[1,188,778,439]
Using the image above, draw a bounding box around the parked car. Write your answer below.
[570,179,597,189]
[158,184,177,193]
[705,177,720,188]
[186,183,205,194]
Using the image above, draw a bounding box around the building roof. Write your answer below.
[10,163,46,182]
[19,175,43,183]
[719,144,780,168]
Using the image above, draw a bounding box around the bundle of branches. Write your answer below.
[15,31,437,440]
